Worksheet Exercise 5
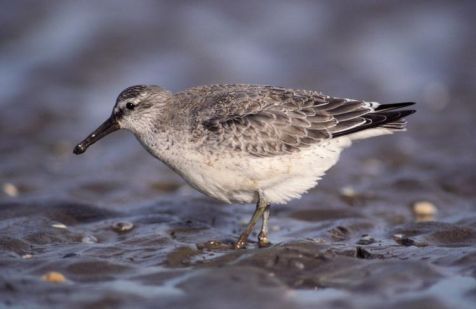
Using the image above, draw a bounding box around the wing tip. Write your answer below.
[375,102,416,111]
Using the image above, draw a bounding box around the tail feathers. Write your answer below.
[333,108,416,138]
[374,102,415,131]
[382,119,407,130]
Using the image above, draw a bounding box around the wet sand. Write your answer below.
[1,1,476,308]
[1,174,476,308]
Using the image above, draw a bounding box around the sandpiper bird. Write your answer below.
[74,84,415,249]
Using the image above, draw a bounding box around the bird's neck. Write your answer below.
[130,101,194,169]
[132,116,189,166]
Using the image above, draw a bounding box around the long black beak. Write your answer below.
[73,116,120,155]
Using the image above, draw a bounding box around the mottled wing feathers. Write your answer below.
[193,86,332,156]
[182,85,414,157]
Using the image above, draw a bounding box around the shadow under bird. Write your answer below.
[74,84,415,249]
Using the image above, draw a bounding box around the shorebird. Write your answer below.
[74,84,415,249]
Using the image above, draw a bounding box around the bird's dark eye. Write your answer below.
[126,102,135,110]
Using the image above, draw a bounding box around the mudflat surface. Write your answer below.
[1,1,476,308]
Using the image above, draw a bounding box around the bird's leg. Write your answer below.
[258,204,271,248]
[234,191,268,249]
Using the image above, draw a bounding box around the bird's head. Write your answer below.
[73,85,171,155]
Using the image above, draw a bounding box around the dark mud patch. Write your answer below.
[392,222,476,247]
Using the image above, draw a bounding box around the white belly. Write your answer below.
[159,137,352,205]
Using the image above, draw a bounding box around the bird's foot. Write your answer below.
[258,232,271,248]
[233,237,248,249]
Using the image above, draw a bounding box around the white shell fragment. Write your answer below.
[112,221,134,233]
[51,223,68,229]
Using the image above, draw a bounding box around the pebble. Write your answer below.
[412,201,437,222]
[112,221,134,233]
[2,183,19,197]
[356,234,375,245]
[41,272,66,283]
[22,254,33,259]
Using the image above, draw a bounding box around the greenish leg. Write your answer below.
[234,191,268,249]
[258,204,271,248]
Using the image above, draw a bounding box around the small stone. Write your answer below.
[412,201,437,222]
[81,235,98,244]
[2,183,18,197]
[22,254,33,259]
[112,221,134,233]
[356,234,375,245]
[393,233,416,246]
[51,223,68,229]
[340,186,356,197]
[41,272,66,283]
